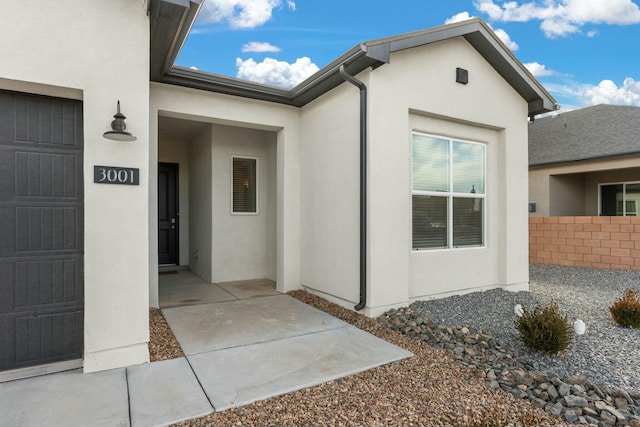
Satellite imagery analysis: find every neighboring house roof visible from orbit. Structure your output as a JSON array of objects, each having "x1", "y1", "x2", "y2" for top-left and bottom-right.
[
  {"x1": 528, "y1": 104, "x2": 640, "y2": 167},
  {"x1": 148, "y1": 0, "x2": 557, "y2": 115}
]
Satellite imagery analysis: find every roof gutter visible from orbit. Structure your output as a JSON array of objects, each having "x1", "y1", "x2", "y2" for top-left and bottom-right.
[{"x1": 339, "y1": 65, "x2": 367, "y2": 312}]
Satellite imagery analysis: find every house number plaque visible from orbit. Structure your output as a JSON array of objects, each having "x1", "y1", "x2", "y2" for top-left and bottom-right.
[{"x1": 94, "y1": 165, "x2": 139, "y2": 185}]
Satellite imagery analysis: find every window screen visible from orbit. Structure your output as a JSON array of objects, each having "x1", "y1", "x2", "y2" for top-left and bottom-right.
[{"x1": 232, "y1": 157, "x2": 257, "y2": 214}]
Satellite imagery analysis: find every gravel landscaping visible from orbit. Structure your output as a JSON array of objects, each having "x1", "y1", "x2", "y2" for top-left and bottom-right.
[
  {"x1": 166, "y1": 292, "x2": 556, "y2": 426},
  {"x1": 395, "y1": 264, "x2": 640, "y2": 426},
  {"x1": 411, "y1": 264, "x2": 640, "y2": 393},
  {"x1": 149, "y1": 307, "x2": 184, "y2": 362}
]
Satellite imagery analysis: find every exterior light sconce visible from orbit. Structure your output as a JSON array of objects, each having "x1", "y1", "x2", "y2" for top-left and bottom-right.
[{"x1": 103, "y1": 101, "x2": 136, "y2": 141}]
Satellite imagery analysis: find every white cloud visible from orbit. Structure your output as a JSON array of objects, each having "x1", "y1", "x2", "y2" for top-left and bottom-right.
[
  {"x1": 474, "y1": 0, "x2": 640, "y2": 38},
  {"x1": 524, "y1": 62, "x2": 557, "y2": 77},
  {"x1": 235, "y1": 57, "x2": 319, "y2": 88},
  {"x1": 198, "y1": 0, "x2": 288, "y2": 28},
  {"x1": 445, "y1": 11, "x2": 475, "y2": 24},
  {"x1": 189, "y1": 66, "x2": 199, "y2": 70},
  {"x1": 582, "y1": 77, "x2": 640, "y2": 105},
  {"x1": 287, "y1": 1, "x2": 296, "y2": 11},
  {"x1": 242, "y1": 41, "x2": 281, "y2": 53},
  {"x1": 492, "y1": 28, "x2": 519, "y2": 50},
  {"x1": 445, "y1": 11, "x2": 518, "y2": 50}
]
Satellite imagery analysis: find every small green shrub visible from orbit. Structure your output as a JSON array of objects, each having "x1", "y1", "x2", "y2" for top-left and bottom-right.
[
  {"x1": 515, "y1": 302, "x2": 572, "y2": 354},
  {"x1": 610, "y1": 288, "x2": 640, "y2": 329}
]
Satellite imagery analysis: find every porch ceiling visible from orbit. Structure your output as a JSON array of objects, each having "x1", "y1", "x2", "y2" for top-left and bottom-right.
[{"x1": 158, "y1": 116, "x2": 208, "y2": 141}]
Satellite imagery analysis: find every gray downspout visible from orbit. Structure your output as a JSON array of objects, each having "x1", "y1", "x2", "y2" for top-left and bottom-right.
[{"x1": 339, "y1": 65, "x2": 367, "y2": 311}]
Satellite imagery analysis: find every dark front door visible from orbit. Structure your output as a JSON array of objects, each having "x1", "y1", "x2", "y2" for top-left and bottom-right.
[
  {"x1": 158, "y1": 163, "x2": 178, "y2": 265},
  {"x1": 0, "y1": 91, "x2": 84, "y2": 371}
]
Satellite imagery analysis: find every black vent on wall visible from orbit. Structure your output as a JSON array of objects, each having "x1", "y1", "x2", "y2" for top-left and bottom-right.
[{"x1": 456, "y1": 67, "x2": 469, "y2": 85}]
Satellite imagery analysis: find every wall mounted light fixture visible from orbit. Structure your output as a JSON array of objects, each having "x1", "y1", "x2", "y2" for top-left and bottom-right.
[{"x1": 103, "y1": 101, "x2": 136, "y2": 141}]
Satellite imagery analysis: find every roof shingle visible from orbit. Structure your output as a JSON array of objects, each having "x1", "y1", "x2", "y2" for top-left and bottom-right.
[{"x1": 528, "y1": 104, "x2": 640, "y2": 166}]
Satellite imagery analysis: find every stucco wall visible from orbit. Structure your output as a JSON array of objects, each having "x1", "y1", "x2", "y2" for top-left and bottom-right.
[
  {"x1": 299, "y1": 80, "x2": 361, "y2": 304},
  {"x1": 149, "y1": 83, "x2": 301, "y2": 295},
  {"x1": 211, "y1": 124, "x2": 277, "y2": 282},
  {"x1": 549, "y1": 174, "x2": 586, "y2": 216},
  {"x1": 529, "y1": 158, "x2": 640, "y2": 216},
  {"x1": 406, "y1": 114, "x2": 504, "y2": 298},
  {"x1": 298, "y1": 37, "x2": 531, "y2": 316},
  {"x1": 188, "y1": 126, "x2": 213, "y2": 282},
  {"x1": 0, "y1": 0, "x2": 150, "y2": 372},
  {"x1": 159, "y1": 139, "x2": 190, "y2": 266},
  {"x1": 367, "y1": 38, "x2": 530, "y2": 312}
]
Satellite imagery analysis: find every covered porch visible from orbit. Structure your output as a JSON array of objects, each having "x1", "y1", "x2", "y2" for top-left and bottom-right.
[{"x1": 148, "y1": 81, "x2": 303, "y2": 308}]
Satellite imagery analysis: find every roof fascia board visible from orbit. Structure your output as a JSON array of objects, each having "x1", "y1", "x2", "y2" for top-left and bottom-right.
[
  {"x1": 529, "y1": 151, "x2": 640, "y2": 168},
  {"x1": 165, "y1": 66, "x2": 296, "y2": 105},
  {"x1": 466, "y1": 23, "x2": 557, "y2": 114},
  {"x1": 164, "y1": 45, "x2": 386, "y2": 107},
  {"x1": 363, "y1": 19, "x2": 557, "y2": 115},
  {"x1": 151, "y1": 11, "x2": 555, "y2": 114}
]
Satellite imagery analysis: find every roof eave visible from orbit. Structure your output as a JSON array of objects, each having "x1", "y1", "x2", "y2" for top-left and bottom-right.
[
  {"x1": 361, "y1": 19, "x2": 557, "y2": 116},
  {"x1": 162, "y1": 45, "x2": 388, "y2": 107},
  {"x1": 149, "y1": 0, "x2": 203, "y2": 82},
  {"x1": 529, "y1": 150, "x2": 640, "y2": 168},
  {"x1": 464, "y1": 21, "x2": 558, "y2": 116},
  {"x1": 150, "y1": 12, "x2": 557, "y2": 114}
]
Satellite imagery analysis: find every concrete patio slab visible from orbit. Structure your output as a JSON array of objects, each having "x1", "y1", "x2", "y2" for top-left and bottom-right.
[
  {"x1": 217, "y1": 278, "x2": 279, "y2": 299},
  {"x1": 0, "y1": 368, "x2": 129, "y2": 427},
  {"x1": 159, "y1": 282, "x2": 236, "y2": 308},
  {"x1": 162, "y1": 295, "x2": 346, "y2": 355},
  {"x1": 127, "y1": 358, "x2": 213, "y2": 427},
  {"x1": 159, "y1": 270, "x2": 208, "y2": 288},
  {"x1": 188, "y1": 325, "x2": 413, "y2": 410}
]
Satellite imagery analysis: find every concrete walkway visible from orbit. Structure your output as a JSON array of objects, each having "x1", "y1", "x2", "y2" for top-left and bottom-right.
[{"x1": 0, "y1": 280, "x2": 412, "y2": 426}]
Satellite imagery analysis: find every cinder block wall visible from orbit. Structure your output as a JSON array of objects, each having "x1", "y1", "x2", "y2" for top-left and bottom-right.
[{"x1": 529, "y1": 216, "x2": 640, "y2": 270}]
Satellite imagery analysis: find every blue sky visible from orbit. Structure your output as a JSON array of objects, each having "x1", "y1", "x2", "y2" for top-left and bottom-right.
[{"x1": 176, "y1": 0, "x2": 640, "y2": 112}]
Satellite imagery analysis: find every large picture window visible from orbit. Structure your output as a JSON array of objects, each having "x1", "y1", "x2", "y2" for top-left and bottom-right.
[
  {"x1": 600, "y1": 182, "x2": 640, "y2": 216},
  {"x1": 232, "y1": 156, "x2": 258, "y2": 214},
  {"x1": 412, "y1": 133, "x2": 485, "y2": 250}
]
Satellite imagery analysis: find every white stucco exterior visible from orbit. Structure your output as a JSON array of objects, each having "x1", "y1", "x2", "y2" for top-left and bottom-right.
[
  {"x1": 148, "y1": 83, "x2": 301, "y2": 305},
  {"x1": 211, "y1": 125, "x2": 277, "y2": 282},
  {"x1": 0, "y1": 0, "x2": 151, "y2": 372},
  {"x1": 300, "y1": 38, "x2": 530, "y2": 316},
  {"x1": 300, "y1": 82, "x2": 362, "y2": 304},
  {"x1": 1, "y1": 2, "x2": 548, "y2": 376},
  {"x1": 188, "y1": 126, "x2": 214, "y2": 282}
]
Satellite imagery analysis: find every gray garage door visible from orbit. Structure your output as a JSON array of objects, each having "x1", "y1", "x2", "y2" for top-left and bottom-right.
[{"x1": 0, "y1": 90, "x2": 84, "y2": 372}]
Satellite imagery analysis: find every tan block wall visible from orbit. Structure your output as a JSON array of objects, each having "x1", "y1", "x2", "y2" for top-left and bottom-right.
[{"x1": 529, "y1": 217, "x2": 640, "y2": 270}]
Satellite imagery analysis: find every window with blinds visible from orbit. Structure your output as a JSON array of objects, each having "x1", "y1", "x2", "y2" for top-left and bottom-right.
[
  {"x1": 412, "y1": 133, "x2": 485, "y2": 250},
  {"x1": 232, "y1": 156, "x2": 258, "y2": 214}
]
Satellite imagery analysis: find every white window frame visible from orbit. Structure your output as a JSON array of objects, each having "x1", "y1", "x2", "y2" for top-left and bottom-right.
[
  {"x1": 411, "y1": 132, "x2": 487, "y2": 251},
  {"x1": 231, "y1": 155, "x2": 259, "y2": 216},
  {"x1": 598, "y1": 180, "x2": 640, "y2": 216}
]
